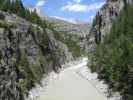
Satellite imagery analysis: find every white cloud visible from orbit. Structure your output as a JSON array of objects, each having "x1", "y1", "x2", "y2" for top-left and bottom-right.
[
  {"x1": 61, "y1": 2, "x2": 105, "y2": 12},
  {"x1": 61, "y1": 3, "x2": 87, "y2": 12},
  {"x1": 73, "y1": 0, "x2": 82, "y2": 3},
  {"x1": 36, "y1": 0, "x2": 45, "y2": 7},
  {"x1": 87, "y1": 2, "x2": 105, "y2": 11},
  {"x1": 29, "y1": 0, "x2": 45, "y2": 15}
]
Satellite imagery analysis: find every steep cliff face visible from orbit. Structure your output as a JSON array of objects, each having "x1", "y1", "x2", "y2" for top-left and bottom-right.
[
  {"x1": 43, "y1": 16, "x2": 91, "y2": 55},
  {"x1": 88, "y1": 0, "x2": 133, "y2": 99},
  {"x1": 0, "y1": 11, "x2": 73, "y2": 100},
  {"x1": 87, "y1": 0, "x2": 133, "y2": 52}
]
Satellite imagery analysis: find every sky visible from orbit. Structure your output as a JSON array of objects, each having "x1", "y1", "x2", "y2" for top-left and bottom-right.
[{"x1": 22, "y1": 0, "x2": 105, "y2": 22}]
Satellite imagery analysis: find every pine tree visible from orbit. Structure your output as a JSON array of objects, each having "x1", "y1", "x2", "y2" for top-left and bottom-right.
[{"x1": 90, "y1": 4, "x2": 133, "y2": 100}]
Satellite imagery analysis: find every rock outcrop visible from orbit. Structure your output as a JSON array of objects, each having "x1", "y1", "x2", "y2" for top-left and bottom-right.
[
  {"x1": 87, "y1": 0, "x2": 133, "y2": 52},
  {"x1": 43, "y1": 15, "x2": 91, "y2": 54},
  {"x1": 0, "y1": 11, "x2": 73, "y2": 100}
]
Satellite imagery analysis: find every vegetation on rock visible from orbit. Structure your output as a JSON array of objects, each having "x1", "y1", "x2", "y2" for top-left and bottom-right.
[
  {"x1": 0, "y1": 0, "x2": 43, "y2": 25},
  {"x1": 89, "y1": 4, "x2": 133, "y2": 100},
  {"x1": 49, "y1": 24, "x2": 82, "y2": 58},
  {"x1": 0, "y1": 0, "x2": 79, "y2": 99}
]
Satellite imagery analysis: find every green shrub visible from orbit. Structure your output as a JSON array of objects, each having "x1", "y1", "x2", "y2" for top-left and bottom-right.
[
  {"x1": 0, "y1": 13, "x2": 5, "y2": 20},
  {"x1": 46, "y1": 23, "x2": 82, "y2": 58},
  {"x1": 18, "y1": 54, "x2": 36, "y2": 94},
  {"x1": 89, "y1": 4, "x2": 133, "y2": 100}
]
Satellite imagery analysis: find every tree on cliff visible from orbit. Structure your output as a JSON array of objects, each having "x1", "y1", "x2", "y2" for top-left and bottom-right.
[
  {"x1": 90, "y1": 4, "x2": 133, "y2": 100},
  {"x1": 0, "y1": 0, "x2": 43, "y2": 26}
]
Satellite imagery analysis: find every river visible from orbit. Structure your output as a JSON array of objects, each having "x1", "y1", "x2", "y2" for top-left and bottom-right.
[
  {"x1": 37, "y1": 58, "x2": 107, "y2": 100},
  {"x1": 26, "y1": 57, "x2": 121, "y2": 100}
]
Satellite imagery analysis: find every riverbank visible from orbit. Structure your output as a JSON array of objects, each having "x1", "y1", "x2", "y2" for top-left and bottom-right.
[
  {"x1": 25, "y1": 58, "x2": 83, "y2": 100},
  {"x1": 37, "y1": 57, "x2": 107, "y2": 100},
  {"x1": 77, "y1": 65, "x2": 121, "y2": 100},
  {"x1": 26, "y1": 57, "x2": 121, "y2": 100}
]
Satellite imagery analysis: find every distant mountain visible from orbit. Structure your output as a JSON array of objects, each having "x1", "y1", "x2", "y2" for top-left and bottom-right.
[
  {"x1": 43, "y1": 15, "x2": 91, "y2": 37},
  {"x1": 42, "y1": 15, "x2": 91, "y2": 54},
  {"x1": 51, "y1": 16, "x2": 88, "y2": 25}
]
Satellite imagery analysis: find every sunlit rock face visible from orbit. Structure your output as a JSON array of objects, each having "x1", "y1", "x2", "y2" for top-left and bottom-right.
[
  {"x1": 87, "y1": 0, "x2": 133, "y2": 52},
  {"x1": 0, "y1": 11, "x2": 73, "y2": 100}
]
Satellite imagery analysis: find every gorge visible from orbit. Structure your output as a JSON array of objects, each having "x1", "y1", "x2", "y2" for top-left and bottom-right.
[{"x1": 0, "y1": 0, "x2": 133, "y2": 100}]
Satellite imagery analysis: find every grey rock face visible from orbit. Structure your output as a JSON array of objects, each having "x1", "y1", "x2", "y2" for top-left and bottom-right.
[
  {"x1": 0, "y1": 27, "x2": 25, "y2": 100},
  {"x1": 43, "y1": 15, "x2": 91, "y2": 54},
  {"x1": 0, "y1": 61, "x2": 24, "y2": 100},
  {"x1": 46, "y1": 29, "x2": 73, "y2": 70},
  {"x1": 0, "y1": 11, "x2": 73, "y2": 100},
  {"x1": 87, "y1": 0, "x2": 132, "y2": 52}
]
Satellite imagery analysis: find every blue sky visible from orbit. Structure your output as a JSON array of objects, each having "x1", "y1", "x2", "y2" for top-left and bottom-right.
[{"x1": 22, "y1": 0, "x2": 105, "y2": 22}]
